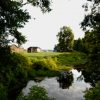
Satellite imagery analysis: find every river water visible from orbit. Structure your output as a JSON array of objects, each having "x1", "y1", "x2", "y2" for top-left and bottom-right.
[{"x1": 22, "y1": 69, "x2": 91, "y2": 100}]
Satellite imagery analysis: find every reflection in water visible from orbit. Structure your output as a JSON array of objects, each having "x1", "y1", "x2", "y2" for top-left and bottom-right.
[
  {"x1": 76, "y1": 68, "x2": 100, "y2": 86},
  {"x1": 33, "y1": 77, "x2": 45, "y2": 82},
  {"x1": 57, "y1": 71, "x2": 73, "y2": 89},
  {"x1": 23, "y1": 69, "x2": 91, "y2": 100}
]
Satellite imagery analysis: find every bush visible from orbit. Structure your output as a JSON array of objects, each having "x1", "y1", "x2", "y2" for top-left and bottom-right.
[
  {"x1": 0, "y1": 83, "x2": 8, "y2": 100},
  {"x1": 32, "y1": 57, "x2": 58, "y2": 70},
  {"x1": 32, "y1": 60, "x2": 48, "y2": 70},
  {"x1": 0, "y1": 53, "x2": 32, "y2": 100},
  {"x1": 17, "y1": 85, "x2": 55, "y2": 100},
  {"x1": 43, "y1": 57, "x2": 58, "y2": 70},
  {"x1": 85, "y1": 81, "x2": 100, "y2": 100}
]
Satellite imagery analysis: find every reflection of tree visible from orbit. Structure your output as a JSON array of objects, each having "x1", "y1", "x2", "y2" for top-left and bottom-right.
[
  {"x1": 33, "y1": 77, "x2": 45, "y2": 83},
  {"x1": 77, "y1": 74, "x2": 84, "y2": 81},
  {"x1": 77, "y1": 68, "x2": 100, "y2": 86},
  {"x1": 82, "y1": 70, "x2": 100, "y2": 86},
  {"x1": 57, "y1": 71, "x2": 73, "y2": 89}
]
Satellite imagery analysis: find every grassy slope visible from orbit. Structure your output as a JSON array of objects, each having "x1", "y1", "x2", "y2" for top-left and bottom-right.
[
  {"x1": 56, "y1": 52, "x2": 87, "y2": 66},
  {"x1": 22, "y1": 52, "x2": 61, "y2": 58},
  {"x1": 22, "y1": 51, "x2": 87, "y2": 69}
]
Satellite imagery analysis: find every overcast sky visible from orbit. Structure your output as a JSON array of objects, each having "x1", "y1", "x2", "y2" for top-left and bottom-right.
[{"x1": 19, "y1": 0, "x2": 86, "y2": 50}]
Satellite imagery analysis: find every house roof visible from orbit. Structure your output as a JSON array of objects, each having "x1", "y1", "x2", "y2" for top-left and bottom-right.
[{"x1": 28, "y1": 47, "x2": 41, "y2": 49}]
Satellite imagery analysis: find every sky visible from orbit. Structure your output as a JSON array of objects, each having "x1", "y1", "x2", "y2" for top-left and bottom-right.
[{"x1": 19, "y1": 0, "x2": 86, "y2": 50}]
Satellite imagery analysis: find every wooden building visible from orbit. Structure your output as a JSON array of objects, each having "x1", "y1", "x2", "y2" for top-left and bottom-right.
[{"x1": 27, "y1": 47, "x2": 41, "y2": 53}]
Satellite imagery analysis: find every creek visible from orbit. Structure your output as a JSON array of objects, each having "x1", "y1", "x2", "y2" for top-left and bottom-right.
[{"x1": 22, "y1": 69, "x2": 91, "y2": 100}]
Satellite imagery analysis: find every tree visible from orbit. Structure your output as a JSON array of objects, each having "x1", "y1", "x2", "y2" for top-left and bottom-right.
[
  {"x1": 73, "y1": 38, "x2": 87, "y2": 53},
  {"x1": 74, "y1": 38, "x2": 82, "y2": 52},
  {"x1": 55, "y1": 26, "x2": 74, "y2": 52},
  {"x1": 0, "y1": 0, "x2": 51, "y2": 47},
  {"x1": 81, "y1": 0, "x2": 100, "y2": 31},
  {"x1": 81, "y1": 0, "x2": 100, "y2": 71},
  {"x1": 81, "y1": 0, "x2": 100, "y2": 98},
  {"x1": 0, "y1": 0, "x2": 51, "y2": 100}
]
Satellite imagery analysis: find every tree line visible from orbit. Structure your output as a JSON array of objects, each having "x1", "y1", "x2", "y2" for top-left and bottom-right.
[{"x1": 54, "y1": 26, "x2": 87, "y2": 53}]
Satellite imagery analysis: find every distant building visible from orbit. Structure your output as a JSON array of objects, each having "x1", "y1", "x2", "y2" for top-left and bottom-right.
[
  {"x1": 10, "y1": 44, "x2": 25, "y2": 53},
  {"x1": 27, "y1": 47, "x2": 41, "y2": 53}
]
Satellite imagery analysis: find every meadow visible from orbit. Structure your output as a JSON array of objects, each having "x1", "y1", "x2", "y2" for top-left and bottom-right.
[{"x1": 21, "y1": 51, "x2": 87, "y2": 71}]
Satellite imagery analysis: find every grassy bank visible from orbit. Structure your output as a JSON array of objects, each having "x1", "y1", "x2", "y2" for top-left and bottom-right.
[
  {"x1": 0, "y1": 51, "x2": 87, "y2": 100},
  {"x1": 21, "y1": 51, "x2": 87, "y2": 71},
  {"x1": 22, "y1": 52, "x2": 61, "y2": 59}
]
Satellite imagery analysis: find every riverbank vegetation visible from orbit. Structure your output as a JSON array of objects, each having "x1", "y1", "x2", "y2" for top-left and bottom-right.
[
  {"x1": 22, "y1": 51, "x2": 87, "y2": 68},
  {"x1": 85, "y1": 81, "x2": 100, "y2": 100},
  {"x1": 0, "y1": 50, "x2": 87, "y2": 100},
  {"x1": 17, "y1": 85, "x2": 55, "y2": 100},
  {"x1": 18, "y1": 51, "x2": 87, "y2": 78}
]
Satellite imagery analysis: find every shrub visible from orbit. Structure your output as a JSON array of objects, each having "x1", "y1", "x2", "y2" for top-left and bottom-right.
[
  {"x1": 43, "y1": 57, "x2": 58, "y2": 70},
  {"x1": 32, "y1": 60, "x2": 48, "y2": 70},
  {"x1": 32, "y1": 57, "x2": 58, "y2": 70},
  {"x1": 0, "y1": 83, "x2": 8, "y2": 100},
  {"x1": 17, "y1": 85, "x2": 55, "y2": 100},
  {"x1": 0, "y1": 53, "x2": 32, "y2": 100},
  {"x1": 85, "y1": 81, "x2": 100, "y2": 100}
]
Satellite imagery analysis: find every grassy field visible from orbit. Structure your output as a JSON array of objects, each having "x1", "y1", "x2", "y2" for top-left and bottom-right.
[
  {"x1": 21, "y1": 51, "x2": 87, "y2": 70},
  {"x1": 56, "y1": 52, "x2": 87, "y2": 66},
  {"x1": 22, "y1": 52, "x2": 62, "y2": 58}
]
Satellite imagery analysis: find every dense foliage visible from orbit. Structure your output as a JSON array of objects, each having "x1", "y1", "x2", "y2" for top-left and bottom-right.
[
  {"x1": 0, "y1": 0, "x2": 51, "y2": 100},
  {"x1": 81, "y1": 0, "x2": 100, "y2": 99},
  {"x1": 0, "y1": 52, "x2": 31, "y2": 100},
  {"x1": 73, "y1": 38, "x2": 85, "y2": 52},
  {"x1": 0, "y1": 0, "x2": 29, "y2": 46},
  {"x1": 85, "y1": 81, "x2": 100, "y2": 100},
  {"x1": 0, "y1": 0, "x2": 51, "y2": 47},
  {"x1": 54, "y1": 26, "x2": 74, "y2": 52},
  {"x1": 81, "y1": 0, "x2": 100, "y2": 78},
  {"x1": 17, "y1": 85, "x2": 55, "y2": 100}
]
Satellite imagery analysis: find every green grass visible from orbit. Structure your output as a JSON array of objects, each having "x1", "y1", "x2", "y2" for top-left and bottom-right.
[
  {"x1": 22, "y1": 52, "x2": 62, "y2": 59},
  {"x1": 21, "y1": 51, "x2": 87, "y2": 71},
  {"x1": 56, "y1": 52, "x2": 87, "y2": 66}
]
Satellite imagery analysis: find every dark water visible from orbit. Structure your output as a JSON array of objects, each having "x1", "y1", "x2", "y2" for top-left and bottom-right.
[{"x1": 22, "y1": 69, "x2": 91, "y2": 100}]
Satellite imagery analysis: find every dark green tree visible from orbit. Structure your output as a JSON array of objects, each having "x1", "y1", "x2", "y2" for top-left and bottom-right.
[
  {"x1": 81, "y1": 0, "x2": 100, "y2": 71},
  {"x1": 54, "y1": 44, "x2": 60, "y2": 52},
  {"x1": 73, "y1": 38, "x2": 87, "y2": 53},
  {"x1": 74, "y1": 38, "x2": 83, "y2": 52},
  {"x1": 0, "y1": 0, "x2": 29, "y2": 47},
  {"x1": 55, "y1": 26, "x2": 74, "y2": 52},
  {"x1": 81, "y1": 0, "x2": 100, "y2": 99},
  {"x1": 0, "y1": 0, "x2": 51, "y2": 100},
  {"x1": 0, "y1": 0, "x2": 51, "y2": 47}
]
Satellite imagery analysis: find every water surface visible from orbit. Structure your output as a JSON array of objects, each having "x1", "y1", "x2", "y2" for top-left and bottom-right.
[{"x1": 23, "y1": 69, "x2": 91, "y2": 100}]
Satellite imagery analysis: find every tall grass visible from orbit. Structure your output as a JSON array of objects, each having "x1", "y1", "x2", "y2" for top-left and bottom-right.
[
  {"x1": 56, "y1": 52, "x2": 87, "y2": 66},
  {"x1": 22, "y1": 51, "x2": 87, "y2": 70},
  {"x1": 22, "y1": 52, "x2": 61, "y2": 59}
]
